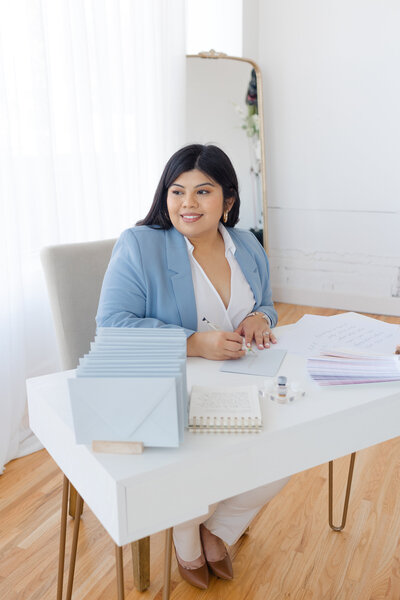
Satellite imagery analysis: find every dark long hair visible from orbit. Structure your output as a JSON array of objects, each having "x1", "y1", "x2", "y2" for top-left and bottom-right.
[{"x1": 136, "y1": 144, "x2": 241, "y2": 228}]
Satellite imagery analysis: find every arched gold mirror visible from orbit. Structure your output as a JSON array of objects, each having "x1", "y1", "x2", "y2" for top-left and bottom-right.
[{"x1": 186, "y1": 50, "x2": 268, "y2": 250}]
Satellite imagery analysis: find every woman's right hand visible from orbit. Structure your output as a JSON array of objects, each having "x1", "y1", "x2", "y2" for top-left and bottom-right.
[{"x1": 187, "y1": 331, "x2": 246, "y2": 361}]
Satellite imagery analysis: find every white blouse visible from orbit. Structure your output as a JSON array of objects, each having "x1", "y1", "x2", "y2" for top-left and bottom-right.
[{"x1": 185, "y1": 224, "x2": 255, "y2": 333}]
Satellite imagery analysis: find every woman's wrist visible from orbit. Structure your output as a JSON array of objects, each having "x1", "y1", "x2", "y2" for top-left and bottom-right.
[
  {"x1": 244, "y1": 311, "x2": 272, "y2": 326},
  {"x1": 187, "y1": 332, "x2": 201, "y2": 357}
]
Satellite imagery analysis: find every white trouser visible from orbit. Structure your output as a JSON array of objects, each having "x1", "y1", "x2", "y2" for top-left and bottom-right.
[{"x1": 173, "y1": 477, "x2": 290, "y2": 561}]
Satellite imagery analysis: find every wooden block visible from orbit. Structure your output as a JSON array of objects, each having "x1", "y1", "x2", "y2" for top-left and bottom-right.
[{"x1": 92, "y1": 440, "x2": 144, "y2": 454}]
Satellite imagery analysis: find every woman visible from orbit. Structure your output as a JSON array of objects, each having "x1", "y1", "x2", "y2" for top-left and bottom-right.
[{"x1": 96, "y1": 144, "x2": 289, "y2": 589}]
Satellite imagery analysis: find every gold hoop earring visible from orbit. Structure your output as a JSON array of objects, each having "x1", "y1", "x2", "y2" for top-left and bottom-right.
[{"x1": 223, "y1": 210, "x2": 229, "y2": 223}]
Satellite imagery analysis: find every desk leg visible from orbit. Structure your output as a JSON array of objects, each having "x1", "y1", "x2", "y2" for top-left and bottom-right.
[
  {"x1": 329, "y1": 452, "x2": 356, "y2": 532},
  {"x1": 115, "y1": 545, "x2": 125, "y2": 600},
  {"x1": 162, "y1": 528, "x2": 173, "y2": 600},
  {"x1": 65, "y1": 492, "x2": 83, "y2": 600},
  {"x1": 57, "y1": 476, "x2": 69, "y2": 600},
  {"x1": 69, "y1": 484, "x2": 84, "y2": 519},
  {"x1": 131, "y1": 537, "x2": 150, "y2": 591}
]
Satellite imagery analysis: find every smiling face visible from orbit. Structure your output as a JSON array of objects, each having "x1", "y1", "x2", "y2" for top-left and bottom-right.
[{"x1": 166, "y1": 169, "x2": 233, "y2": 242}]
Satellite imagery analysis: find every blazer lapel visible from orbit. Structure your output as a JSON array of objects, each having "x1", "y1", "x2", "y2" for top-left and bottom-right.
[
  {"x1": 165, "y1": 228, "x2": 198, "y2": 331},
  {"x1": 230, "y1": 230, "x2": 261, "y2": 306}
]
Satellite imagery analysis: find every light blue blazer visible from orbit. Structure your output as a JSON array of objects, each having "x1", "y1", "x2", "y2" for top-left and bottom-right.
[{"x1": 96, "y1": 225, "x2": 278, "y2": 337}]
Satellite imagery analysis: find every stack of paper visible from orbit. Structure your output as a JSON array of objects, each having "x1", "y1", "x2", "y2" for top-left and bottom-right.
[
  {"x1": 307, "y1": 350, "x2": 400, "y2": 386},
  {"x1": 275, "y1": 312, "x2": 400, "y2": 357},
  {"x1": 68, "y1": 327, "x2": 187, "y2": 447}
]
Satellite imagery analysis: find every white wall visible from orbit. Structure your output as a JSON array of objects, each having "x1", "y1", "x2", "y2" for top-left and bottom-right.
[
  {"x1": 186, "y1": 0, "x2": 242, "y2": 56},
  {"x1": 257, "y1": 0, "x2": 400, "y2": 315},
  {"x1": 242, "y1": 0, "x2": 259, "y2": 60}
]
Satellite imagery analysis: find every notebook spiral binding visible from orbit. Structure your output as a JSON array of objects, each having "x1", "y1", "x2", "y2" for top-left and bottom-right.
[{"x1": 188, "y1": 415, "x2": 262, "y2": 433}]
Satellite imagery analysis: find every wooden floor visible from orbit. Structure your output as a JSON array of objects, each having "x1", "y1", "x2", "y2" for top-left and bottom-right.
[{"x1": 1, "y1": 303, "x2": 400, "y2": 600}]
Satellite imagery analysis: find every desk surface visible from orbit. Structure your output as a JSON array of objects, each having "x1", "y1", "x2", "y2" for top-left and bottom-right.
[{"x1": 27, "y1": 326, "x2": 400, "y2": 545}]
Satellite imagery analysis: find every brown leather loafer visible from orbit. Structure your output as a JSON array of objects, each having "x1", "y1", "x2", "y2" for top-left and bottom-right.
[
  {"x1": 200, "y1": 524, "x2": 233, "y2": 580},
  {"x1": 174, "y1": 547, "x2": 209, "y2": 589}
]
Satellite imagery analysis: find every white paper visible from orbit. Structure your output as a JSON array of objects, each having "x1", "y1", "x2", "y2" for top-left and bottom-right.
[{"x1": 274, "y1": 312, "x2": 400, "y2": 357}]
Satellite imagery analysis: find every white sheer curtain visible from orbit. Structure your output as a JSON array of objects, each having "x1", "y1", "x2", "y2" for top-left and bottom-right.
[{"x1": 0, "y1": 0, "x2": 186, "y2": 473}]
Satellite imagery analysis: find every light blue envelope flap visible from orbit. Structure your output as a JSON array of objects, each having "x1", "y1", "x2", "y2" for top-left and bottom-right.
[{"x1": 68, "y1": 377, "x2": 180, "y2": 448}]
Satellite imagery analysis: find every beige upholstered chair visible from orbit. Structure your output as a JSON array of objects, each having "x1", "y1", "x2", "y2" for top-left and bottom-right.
[{"x1": 41, "y1": 239, "x2": 150, "y2": 595}]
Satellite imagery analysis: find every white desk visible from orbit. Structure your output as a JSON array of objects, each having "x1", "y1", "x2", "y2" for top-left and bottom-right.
[{"x1": 27, "y1": 330, "x2": 400, "y2": 597}]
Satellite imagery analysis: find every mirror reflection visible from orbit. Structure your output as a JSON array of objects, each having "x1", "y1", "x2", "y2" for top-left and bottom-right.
[{"x1": 186, "y1": 52, "x2": 265, "y2": 247}]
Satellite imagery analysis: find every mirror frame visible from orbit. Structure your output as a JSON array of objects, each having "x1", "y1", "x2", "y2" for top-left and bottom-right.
[{"x1": 186, "y1": 49, "x2": 268, "y2": 251}]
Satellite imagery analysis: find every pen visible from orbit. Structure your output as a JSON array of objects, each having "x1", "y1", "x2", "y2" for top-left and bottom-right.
[
  {"x1": 202, "y1": 317, "x2": 256, "y2": 354},
  {"x1": 202, "y1": 317, "x2": 220, "y2": 331}
]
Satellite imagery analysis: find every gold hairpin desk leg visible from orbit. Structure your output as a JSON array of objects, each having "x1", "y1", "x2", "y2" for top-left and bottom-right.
[
  {"x1": 162, "y1": 528, "x2": 173, "y2": 600},
  {"x1": 65, "y1": 491, "x2": 84, "y2": 600},
  {"x1": 69, "y1": 484, "x2": 84, "y2": 518},
  {"x1": 57, "y1": 475, "x2": 69, "y2": 600},
  {"x1": 115, "y1": 545, "x2": 125, "y2": 600},
  {"x1": 329, "y1": 452, "x2": 356, "y2": 531}
]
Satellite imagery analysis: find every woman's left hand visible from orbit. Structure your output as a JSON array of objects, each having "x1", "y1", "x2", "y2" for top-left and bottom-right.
[{"x1": 234, "y1": 314, "x2": 277, "y2": 350}]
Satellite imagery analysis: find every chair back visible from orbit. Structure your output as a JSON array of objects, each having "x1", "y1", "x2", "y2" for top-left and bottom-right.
[{"x1": 41, "y1": 238, "x2": 116, "y2": 369}]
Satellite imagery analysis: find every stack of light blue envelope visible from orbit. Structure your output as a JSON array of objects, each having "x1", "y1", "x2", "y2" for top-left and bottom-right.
[{"x1": 67, "y1": 327, "x2": 187, "y2": 448}]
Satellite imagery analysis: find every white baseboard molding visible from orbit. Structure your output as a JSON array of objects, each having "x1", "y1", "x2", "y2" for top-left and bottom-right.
[{"x1": 272, "y1": 286, "x2": 400, "y2": 317}]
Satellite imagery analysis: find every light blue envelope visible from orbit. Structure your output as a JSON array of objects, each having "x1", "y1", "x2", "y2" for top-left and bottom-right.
[
  {"x1": 92, "y1": 340, "x2": 185, "y2": 349},
  {"x1": 79, "y1": 357, "x2": 186, "y2": 366},
  {"x1": 220, "y1": 348, "x2": 287, "y2": 377},
  {"x1": 86, "y1": 349, "x2": 186, "y2": 357},
  {"x1": 97, "y1": 327, "x2": 185, "y2": 337},
  {"x1": 76, "y1": 367, "x2": 188, "y2": 436},
  {"x1": 94, "y1": 330, "x2": 186, "y2": 340},
  {"x1": 68, "y1": 377, "x2": 180, "y2": 448}
]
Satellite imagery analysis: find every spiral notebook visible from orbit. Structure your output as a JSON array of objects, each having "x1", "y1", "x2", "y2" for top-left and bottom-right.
[{"x1": 189, "y1": 385, "x2": 262, "y2": 433}]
